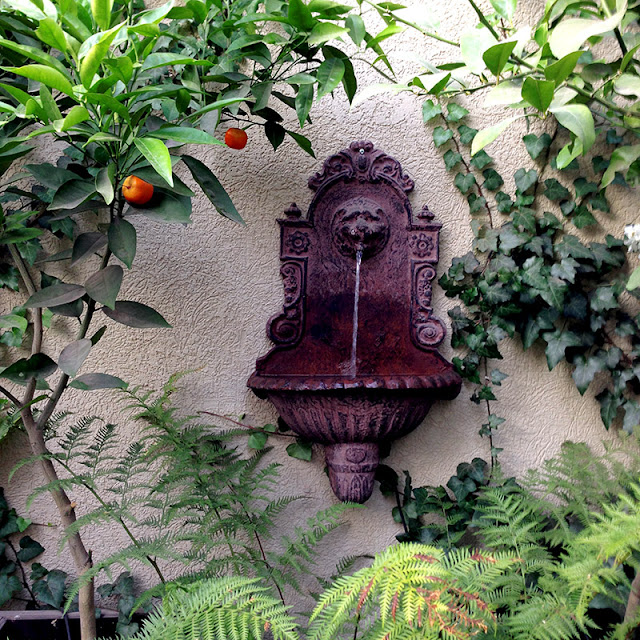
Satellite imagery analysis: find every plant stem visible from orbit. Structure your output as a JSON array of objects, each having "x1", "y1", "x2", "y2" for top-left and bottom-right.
[
  {"x1": 6, "y1": 539, "x2": 38, "y2": 606},
  {"x1": 465, "y1": 0, "x2": 500, "y2": 40},
  {"x1": 625, "y1": 570, "x2": 640, "y2": 630}
]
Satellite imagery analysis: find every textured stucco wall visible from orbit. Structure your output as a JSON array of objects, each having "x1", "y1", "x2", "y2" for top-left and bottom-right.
[{"x1": 0, "y1": 0, "x2": 636, "y2": 612}]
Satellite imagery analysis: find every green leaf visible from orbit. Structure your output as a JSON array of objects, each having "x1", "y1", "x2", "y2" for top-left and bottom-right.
[
  {"x1": 287, "y1": 0, "x2": 316, "y2": 30},
  {"x1": 544, "y1": 51, "x2": 582, "y2": 86},
  {"x1": 523, "y1": 133, "x2": 552, "y2": 160},
  {"x1": 433, "y1": 126, "x2": 453, "y2": 147},
  {"x1": 133, "y1": 138, "x2": 173, "y2": 187},
  {"x1": 483, "y1": 40, "x2": 517, "y2": 76},
  {"x1": 2, "y1": 64, "x2": 74, "y2": 97},
  {"x1": 140, "y1": 52, "x2": 211, "y2": 72},
  {"x1": 84, "y1": 265, "x2": 122, "y2": 309},
  {"x1": 50, "y1": 181, "x2": 97, "y2": 210},
  {"x1": 148, "y1": 126, "x2": 223, "y2": 146},
  {"x1": 58, "y1": 338, "x2": 91, "y2": 377},
  {"x1": 521, "y1": 77, "x2": 554, "y2": 113},
  {"x1": 0, "y1": 575, "x2": 22, "y2": 607},
  {"x1": 91, "y1": 0, "x2": 113, "y2": 30},
  {"x1": 295, "y1": 83, "x2": 314, "y2": 128},
  {"x1": 79, "y1": 25, "x2": 123, "y2": 89},
  {"x1": 490, "y1": 0, "x2": 516, "y2": 20},
  {"x1": 458, "y1": 125, "x2": 478, "y2": 145},
  {"x1": 443, "y1": 150, "x2": 462, "y2": 171},
  {"x1": 549, "y1": 2, "x2": 627, "y2": 59},
  {"x1": 454, "y1": 172, "x2": 475, "y2": 194},
  {"x1": 596, "y1": 389, "x2": 621, "y2": 429},
  {"x1": 16, "y1": 536, "x2": 44, "y2": 562},
  {"x1": 0, "y1": 38, "x2": 69, "y2": 76},
  {"x1": 470, "y1": 150, "x2": 492, "y2": 170},
  {"x1": 470, "y1": 116, "x2": 520, "y2": 155},
  {"x1": 69, "y1": 373, "x2": 127, "y2": 390},
  {"x1": 130, "y1": 192, "x2": 191, "y2": 224},
  {"x1": 71, "y1": 232, "x2": 107, "y2": 265},
  {"x1": 308, "y1": 23, "x2": 348, "y2": 46},
  {"x1": 623, "y1": 400, "x2": 640, "y2": 434},
  {"x1": 286, "y1": 439, "x2": 313, "y2": 461},
  {"x1": 446, "y1": 103, "x2": 468, "y2": 123},
  {"x1": 621, "y1": 44, "x2": 640, "y2": 73},
  {"x1": 614, "y1": 73, "x2": 640, "y2": 96},
  {"x1": 590, "y1": 286, "x2": 618, "y2": 313},
  {"x1": 32, "y1": 570, "x2": 66, "y2": 609},
  {"x1": 602, "y1": 144, "x2": 640, "y2": 187},
  {"x1": 543, "y1": 329, "x2": 582, "y2": 370},
  {"x1": 482, "y1": 168, "x2": 503, "y2": 191},
  {"x1": 460, "y1": 27, "x2": 496, "y2": 74},
  {"x1": 103, "y1": 301, "x2": 171, "y2": 328},
  {"x1": 248, "y1": 432, "x2": 268, "y2": 449},
  {"x1": 551, "y1": 104, "x2": 596, "y2": 154},
  {"x1": 572, "y1": 354, "x2": 603, "y2": 395},
  {"x1": 514, "y1": 167, "x2": 537, "y2": 193},
  {"x1": 316, "y1": 57, "x2": 344, "y2": 99},
  {"x1": 108, "y1": 218, "x2": 136, "y2": 269},
  {"x1": 422, "y1": 99, "x2": 442, "y2": 122},
  {"x1": 543, "y1": 178, "x2": 570, "y2": 200},
  {"x1": 35, "y1": 18, "x2": 68, "y2": 51},
  {"x1": 25, "y1": 283, "x2": 85, "y2": 308},
  {"x1": 287, "y1": 131, "x2": 315, "y2": 158},
  {"x1": 345, "y1": 14, "x2": 365, "y2": 46},
  {"x1": 96, "y1": 165, "x2": 114, "y2": 205},
  {"x1": 54, "y1": 105, "x2": 90, "y2": 132},
  {"x1": 183, "y1": 155, "x2": 243, "y2": 225},
  {"x1": 627, "y1": 265, "x2": 640, "y2": 290},
  {"x1": 1, "y1": 353, "x2": 57, "y2": 382},
  {"x1": 0, "y1": 314, "x2": 27, "y2": 332}
]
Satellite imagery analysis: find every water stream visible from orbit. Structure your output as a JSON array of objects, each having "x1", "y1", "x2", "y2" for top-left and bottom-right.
[{"x1": 348, "y1": 249, "x2": 363, "y2": 378}]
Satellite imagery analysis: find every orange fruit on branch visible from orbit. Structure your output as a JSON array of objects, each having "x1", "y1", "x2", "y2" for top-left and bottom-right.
[
  {"x1": 122, "y1": 175, "x2": 154, "y2": 206},
  {"x1": 224, "y1": 127, "x2": 248, "y2": 150}
]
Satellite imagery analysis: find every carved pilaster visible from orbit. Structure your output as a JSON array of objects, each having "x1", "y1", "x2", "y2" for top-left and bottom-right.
[{"x1": 266, "y1": 259, "x2": 306, "y2": 346}]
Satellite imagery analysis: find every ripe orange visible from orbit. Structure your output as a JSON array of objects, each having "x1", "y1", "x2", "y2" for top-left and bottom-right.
[
  {"x1": 224, "y1": 127, "x2": 248, "y2": 150},
  {"x1": 122, "y1": 175, "x2": 154, "y2": 206}
]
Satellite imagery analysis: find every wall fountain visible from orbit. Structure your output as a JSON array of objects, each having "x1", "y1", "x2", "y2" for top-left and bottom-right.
[{"x1": 248, "y1": 141, "x2": 461, "y2": 503}]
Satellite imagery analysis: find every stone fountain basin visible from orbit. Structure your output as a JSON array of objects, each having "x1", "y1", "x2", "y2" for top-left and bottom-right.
[{"x1": 249, "y1": 370, "x2": 461, "y2": 502}]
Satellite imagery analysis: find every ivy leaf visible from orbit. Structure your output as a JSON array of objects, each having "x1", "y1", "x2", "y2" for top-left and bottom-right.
[
  {"x1": 572, "y1": 206, "x2": 597, "y2": 229},
  {"x1": 458, "y1": 125, "x2": 478, "y2": 145},
  {"x1": 573, "y1": 177, "x2": 598, "y2": 198},
  {"x1": 468, "y1": 193, "x2": 486, "y2": 213},
  {"x1": 454, "y1": 172, "x2": 475, "y2": 194},
  {"x1": 572, "y1": 355, "x2": 604, "y2": 395},
  {"x1": 564, "y1": 293, "x2": 588, "y2": 320},
  {"x1": 248, "y1": 432, "x2": 268, "y2": 449},
  {"x1": 286, "y1": 439, "x2": 313, "y2": 461},
  {"x1": 590, "y1": 287, "x2": 618, "y2": 313},
  {"x1": 482, "y1": 168, "x2": 503, "y2": 191},
  {"x1": 103, "y1": 301, "x2": 171, "y2": 328},
  {"x1": 446, "y1": 103, "x2": 468, "y2": 122},
  {"x1": 0, "y1": 575, "x2": 22, "y2": 607},
  {"x1": 551, "y1": 257, "x2": 578, "y2": 283},
  {"x1": 523, "y1": 133, "x2": 552, "y2": 160},
  {"x1": 540, "y1": 277, "x2": 568, "y2": 310},
  {"x1": 16, "y1": 535, "x2": 44, "y2": 562},
  {"x1": 596, "y1": 389, "x2": 621, "y2": 429},
  {"x1": 0, "y1": 264, "x2": 19, "y2": 290},
  {"x1": 623, "y1": 400, "x2": 640, "y2": 434},
  {"x1": 514, "y1": 168, "x2": 537, "y2": 194},
  {"x1": 522, "y1": 256, "x2": 547, "y2": 289},
  {"x1": 490, "y1": 369, "x2": 508, "y2": 385},
  {"x1": 543, "y1": 329, "x2": 583, "y2": 370},
  {"x1": 543, "y1": 178, "x2": 570, "y2": 201},
  {"x1": 443, "y1": 150, "x2": 462, "y2": 171},
  {"x1": 495, "y1": 191, "x2": 512, "y2": 213},
  {"x1": 556, "y1": 235, "x2": 592, "y2": 260},
  {"x1": 422, "y1": 99, "x2": 442, "y2": 122},
  {"x1": 32, "y1": 570, "x2": 67, "y2": 608},
  {"x1": 433, "y1": 126, "x2": 453, "y2": 147},
  {"x1": 470, "y1": 150, "x2": 492, "y2": 170}
]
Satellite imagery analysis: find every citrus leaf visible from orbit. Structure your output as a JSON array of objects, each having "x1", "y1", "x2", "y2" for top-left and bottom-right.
[
  {"x1": 133, "y1": 138, "x2": 173, "y2": 187},
  {"x1": 71, "y1": 232, "x2": 107, "y2": 265},
  {"x1": 91, "y1": 0, "x2": 113, "y2": 30},
  {"x1": 471, "y1": 116, "x2": 521, "y2": 155},
  {"x1": 103, "y1": 301, "x2": 171, "y2": 328},
  {"x1": 147, "y1": 126, "x2": 223, "y2": 146},
  {"x1": 108, "y1": 217, "x2": 136, "y2": 269},
  {"x1": 25, "y1": 283, "x2": 85, "y2": 308},
  {"x1": 50, "y1": 180, "x2": 97, "y2": 210},
  {"x1": 69, "y1": 372, "x2": 127, "y2": 390},
  {"x1": 84, "y1": 265, "x2": 122, "y2": 309},
  {"x1": 96, "y1": 165, "x2": 114, "y2": 205},
  {"x1": 316, "y1": 57, "x2": 344, "y2": 99},
  {"x1": 544, "y1": 51, "x2": 582, "y2": 86},
  {"x1": 601, "y1": 144, "x2": 640, "y2": 187},
  {"x1": 2, "y1": 64, "x2": 74, "y2": 97},
  {"x1": 182, "y1": 155, "x2": 243, "y2": 225},
  {"x1": 550, "y1": 104, "x2": 595, "y2": 153},
  {"x1": 521, "y1": 77, "x2": 554, "y2": 113},
  {"x1": 483, "y1": 40, "x2": 516, "y2": 76},
  {"x1": 1, "y1": 353, "x2": 57, "y2": 382},
  {"x1": 58, "y1": 339, "x2": 91, "y2": 377}
]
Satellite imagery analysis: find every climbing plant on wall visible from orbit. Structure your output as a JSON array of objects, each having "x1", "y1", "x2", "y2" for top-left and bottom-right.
[{"x1": 358, "y1": 0, "x2": 640, "y2": 448}]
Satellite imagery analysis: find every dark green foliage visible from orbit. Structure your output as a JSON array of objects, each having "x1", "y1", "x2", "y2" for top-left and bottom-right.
[{"x1": 24, "y1": 374, "x2": 353, "y2": 612}]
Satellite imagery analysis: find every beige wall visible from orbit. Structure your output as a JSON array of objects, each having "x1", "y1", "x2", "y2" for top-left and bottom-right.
[{"x1": 0, "y1": 0, "x2": 634, "y2": 611}]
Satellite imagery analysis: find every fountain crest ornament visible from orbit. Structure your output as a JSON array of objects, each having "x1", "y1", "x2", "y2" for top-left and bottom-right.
[{"x1": 248, "y1": 142, "x2": 461, "y2": 503}]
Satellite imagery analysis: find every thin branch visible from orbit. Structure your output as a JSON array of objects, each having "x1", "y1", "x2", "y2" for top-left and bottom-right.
[{"x1": 0, "y1": 384, "x2": 22, "y2": 407}]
